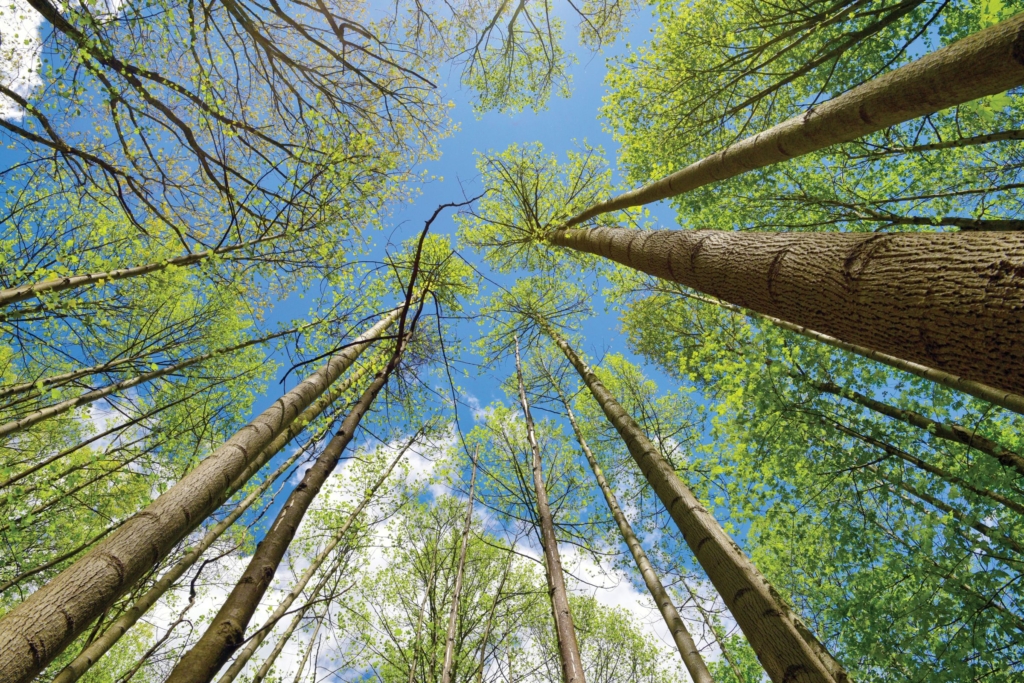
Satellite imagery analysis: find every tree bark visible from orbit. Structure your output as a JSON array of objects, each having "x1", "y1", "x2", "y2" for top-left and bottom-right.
[
  {"x1": 0, "y1": 306, "x2": 401, "y2": 683},
  {"x1": 562, "y1": 14, "x2": 1024, "y2": 226},
  {"x1": 440, "y1": 446, "x2": 480, "y2": 683},
  {"x1": 542, "y1": 325, "x2": 847, "y2": 683},
  {"x1": 0, "y1": 231, "x2": 290, "y2": 308},
  {"x1": 674, "y1": 288, "x2": 1024, "y2": 416},
  {"x1": 49, "y1": 352, "x2": 375, "y2": 683},
  {"x1": 559, "y1": 395, "x2": 714, "y2": 683},
  {"x1": 0, "y1": 321, "x2": 312, "y2": 439},
  {"x1": 212, "y1": 430, "x2": 419, "y2": 683},
  {"x1": 514, "y1": 337, "x2": 586, "y2": 683},
  {"x1": 165, "y1": 328, "x2": 412, "y2": 683},
  {"x1": 550, "y1": 227, "x2": 1024, "y2": 398},
  {"x1": 806, "y1": 377, "x2": 1024, "y2": 477}
]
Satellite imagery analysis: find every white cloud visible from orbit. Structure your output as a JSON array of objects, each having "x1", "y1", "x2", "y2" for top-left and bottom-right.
[{"x1": 0, "y1": 0, "x2": 44, "y2": 120}]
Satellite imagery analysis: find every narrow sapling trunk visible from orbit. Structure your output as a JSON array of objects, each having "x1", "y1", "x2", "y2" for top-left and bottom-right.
[
  {"x1": 514, "y1": 337, "x2": 586, "y2": 683},
  {"x1": 542, "y1": 324, "x2": 847, "y2": 683},
  {"x1": 439, "y1": 446, "x2": 481, "y2": 683},
  {"x1": 559, "y1": 395, "x2": 713, "y2": 683},
  {"x1": 165, "y1": 330, "x2": 413, "y2": 683},
  {"x1": 0, "y1": 307, "x2": 402, "y2": 683},
  {"x1": 550, "y1": 227, "x2": 1024, "y2": 398}
]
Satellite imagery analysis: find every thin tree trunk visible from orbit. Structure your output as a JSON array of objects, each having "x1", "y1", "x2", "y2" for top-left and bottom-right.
[
  {"x1": 514, "y1": 337, "x2": 586, "y2": 683},
  {"x1": 0, "y1": 322, "x2": 304, "y2": 439},
  {"x1": 406, "y1": 559, "x2": 434, "y2": 683},
  {"x1": 165, "y1": 327, "x2": 414, "y2": 683},
  {"x1": 475, "y1": 543, "x2": 516, "y2": 683},
  {"x1": 213, "y1": 430, "x2": 419, "y2": 683},
  {"x1": 441, "y1": 446, "x2": 481, "y2": 683},
  {"x1": 558, "y1": 393, "x2": 713, "y2": 683},
  {"x1": 679, "y1": 580, "x2": 749, "y2": 683},
  {"x1": 289, "y1": 606, "x2": 326, "y2": 683},
  {"x1": 676, "y1": 289, "x2": 1024, "y2": 416},
  {"x1": 825, "y1": 418, "x2": 1024, "y2": 517},
  {"x1": 0, "y1": 306, "x2": 401, "y2": 683},
  {"x1": 0, "y1": 231, "x2": 290, "y2": 308},
  {"x1": 542, "y1": 324, "x2": 847, "y2": 683},
  {"x1": 805, "y1": 375, "x2": 1024, "y2": 476},
  {"x1": 856, "y1": 128, "x2": 1024, "y2": 157},
  {"x1": 562, "y1": 14, "x2": 1024, "y2": 226},
  {"x1": 550, "y1": 226, "x2": 1024, "y2": 398}
]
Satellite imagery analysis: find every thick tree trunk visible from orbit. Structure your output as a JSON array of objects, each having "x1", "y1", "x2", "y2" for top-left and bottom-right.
[
  {"x1": 514, "y1": 337, "x2": 586, "y2": 683},
  {"x1": 807, "y1": 377, "x2": 1024, "y2": 476},
  {"x1": 560, "y1": 397, "x2": 714, "y2": 683},
  {"x1": 543, "y1": 325, "x2": 847, "y2": 683},
  {"x1": 676, "y1": 289, "x2": 1024, "y2": 416},
  {"x1": 0, "y1": 307, "x2": 401, "y2": 683},
  {"x1": 212, "y1": 431, "x2": 418, "y2": 683},
  {"x1": 0, "y1": 231, "x2": 288, "y2": 308},
  {"x1": 550, "y1": 227, "x2": 1024, "y2": 398},
  {"x1": 165, "y1": 331, "x2": 411, "y2": 683},
  {"x1": 562, "y1": 14, "x2": 1024, "y2": 227},
  {"x1": 440, "y1": 447, "x2": 480, "y2": 683},
  {"x1": 49, "y1": 348, "x2": 374, "y2": 683},
  {"x1": 0, "y1": 323, "x2": 305, "y2": 439}
]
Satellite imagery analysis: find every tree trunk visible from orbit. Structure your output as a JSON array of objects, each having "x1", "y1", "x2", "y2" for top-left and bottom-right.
[
  {"x1": 0, "y1": 231, "x2": 289, "y2": 308},
  {"x1": 49, "y1": 352, "x2": 374, "y2": 683},
  {"x1": 212, "y1": 431, "x2": 418, "y2": 683},
  {"x1": 0, "y1": 306, "x2": 401, "y2": 683},
  {"x1": 825, "y1": 417, "x2": 1024, "y2": 517},
  {"x1": 677, "y1": 289, "x2": 1024, "y2": 415},
  {"x1": 542, "y1": 325, "x2": 847, "y2": 683},
  {"x1": 559, "y1": 395, "x2": 714, "y2": 683},
  {"x1": 0, "y1": 321, "x2": 312, "y2": 439},
  {"x1": 807, "y1": 377, "x2": 1024, "y2": 476},
  {"x1": 475, "y1": 544, "x2": 516, "y2": 683},
  {"x1": 562, "y1": 14, "x2": 1024, "y2": 226},
  {"x1": 441, "y1": 446, "x2": 480, "y2": 683},
  {"x1": 165, "y1": 330, "x2": 412, "y2": 683},
  {"x1": 550, "y1": 227, "x2": 1024, "y2": 398},
  {"x1": 514, "y1": 337, "x2": 586, "y2": 683}
]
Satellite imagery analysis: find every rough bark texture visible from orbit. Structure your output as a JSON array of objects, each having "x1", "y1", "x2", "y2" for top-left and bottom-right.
[
  {"x1": 561, "y1": 400, "x2": 713, "y2": 683},
  {"x1": 49, "y1": 352, "x2": 377, "y2": 683},
  {"x1": 546, "y1": 327, "x2": 848, "y2": 683},
  {"x1": 440, "y1": 447, "x2": 480, "y2": 683},
  {"x1": 514, "y1": 338, "x2": 586, "y2": 683},
  {"x1": 563, "y1": 14, "x2": 1024, "y2": 226},
  {"x1": 213, "y1": 432, "x2": 416, "y2": 683},
  {"x1": 165, "y1": 333, "x2": 409, "y2": 683},
  {"x1": 809, "y1": 378, "x2": 1024, "y2": 476},
  {"x1": 0, "y1": 308, "x2": 400, "y2": 683},
  {"x1": 681, "y1": 290, "x2": 1024, "y2": 416},
  {"x1": 551, "y1": 227, "x2": 1024, "y2": 398}
]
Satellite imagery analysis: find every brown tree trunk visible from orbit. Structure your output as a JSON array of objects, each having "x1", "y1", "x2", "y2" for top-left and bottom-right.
[
  {"x1": 165, "y1": 329, "x2": 412, "y2": 683},
  {"x1": 49, "y1": 350, "x2": 374, "y2": 683},
  {"x1": 562, "y1": 14, "x2": 1024, "y2": 226},
  {"x1": 825, "y1": 418, "x2": 1024, "y2": 517},
  {"x1": 212, "y1": 430, "x2": 419, "y2": 683},
  {"x1": 558, "y1": 394, "x2": 714, "y2": 683},
  {"x1": 440, "y1": 446, "x2": 480, "y2": 683},
  {"x1": 550, "y1": 227, "x2": 1024, "y2": 398},
  {"x1": 514, "y1": 337, "x2": 586, "y2": 683},
  {"x1": 542, "y1": 325, "x2": 847, "y2": 683},
  {"x1": 0, "y1": 306, "x2": 401, "y2": 683},
  {"x1": 676, "y1": 289, "x2": 1024, "y2": 415},
  {"x1": 807, "y1": 377, "x2": 1024, "y2": 476}
]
